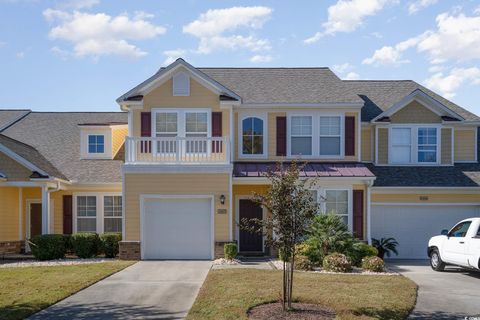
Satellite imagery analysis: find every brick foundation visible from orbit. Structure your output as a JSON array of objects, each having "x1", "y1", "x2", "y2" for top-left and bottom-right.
[
  {"x1": 214, "y1": 241, "x2": 237, "y2": 259},
  {"x1": 0, "y1": 241, "x2": 23, "y2": 255},
  {"x1": 119, "y1": 241, "x2": 141, "y2": 260}
]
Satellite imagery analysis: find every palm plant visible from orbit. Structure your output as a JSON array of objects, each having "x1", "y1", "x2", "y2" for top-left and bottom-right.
[{"x1": 372, "y1": 237, "x2": 399, "y2": 259}]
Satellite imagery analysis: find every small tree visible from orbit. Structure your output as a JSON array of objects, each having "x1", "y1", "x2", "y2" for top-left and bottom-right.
[{"x1": 241, "y1": 161, "x2": 317, "y2": 311}]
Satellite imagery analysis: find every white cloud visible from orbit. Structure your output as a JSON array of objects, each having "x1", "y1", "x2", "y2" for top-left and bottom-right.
[
  {"x1": 424, "y1": 67, "x2": 480, "y2": 98},
  {"x1": 332, "y1": 63, "x2": 360, "y2": 79},
  {"x1": 58, "y1": 0, "x2": 99, "y2": 10},
  {"x1": 16, "y1": 51, "x2": 25, "y2": 59},
  {"x1": 183, "y1": 6, "x2": 272, "y2": 54},
  {"x1": 43, "y1": 9, "x2": 166, "y2": 59},
  {"x1": 344, "y1": 72, "x2": 360, "y2": 80},
  {"x1": 304, "y1": 0, "x2": 396, "y2": 44},
  {"x1": 162, "y1": 49, "x2": 187, "y2": 65},
  {"x1": 408, "y1": 0, "x2": 437, "y2": 15},
  {"x1": 332, "y1": 62, "x2": 353, "y2": 73},
  {"x1": 51, "y1": 46, "x2": 71, "y2": 60},
  {"x1": 249, "y1": 54, "x2": 272, "y2": 63},
  {"x1": 362, "y1": 35, "x2": 423, "y2": 66}
]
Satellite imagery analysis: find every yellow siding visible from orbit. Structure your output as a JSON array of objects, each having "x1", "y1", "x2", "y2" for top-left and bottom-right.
[
  {"x1": 377, "y1": 128, "x2": 388, "y2": 164},
  {"x1": 268, "y1": 112, "x2": 287, "y2": 160},
  {"x1": 454, "y1": 128, "x2": 476, "y2": 162},
  {"x1": 124, "y1": 173, "x2": 230, "y2": 241},
  {"x1": 372, "y1": 193, "x2": 480, "y2": 203},
  {"x1": 390, "y1": 101, "x2": 441, "y2": 123},
  {"x1": 441, "y1": 128, "x2": 452, "y2": 165},
  {"x1": 361, "y1": 127, "x2": 372, "y2": 162},
  {"x1": 112, "y1": 127, "x2": 128, "y2": 156},
  {"x1": 0, "y1": 187, "x2": 20, "y2": 241},
  {"x1": 234, "y1": 112, "x2": 239, "y2": 160},
  {"x1": 0, "y1": 152, "x2": 32, "y2": 181}
]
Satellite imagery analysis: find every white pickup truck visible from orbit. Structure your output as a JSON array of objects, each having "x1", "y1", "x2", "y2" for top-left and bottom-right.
[{"x1": 428, "y1": 218, "x2": 480, "y2": 271}]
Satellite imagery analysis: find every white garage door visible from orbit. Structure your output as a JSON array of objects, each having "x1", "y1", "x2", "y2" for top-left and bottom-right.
[
  {"x1": 372, "y1": 205, "x2": 480, "y2": 259},
  {"x1": 142, "y1": 197, "x2": 212, "y2": 260}
]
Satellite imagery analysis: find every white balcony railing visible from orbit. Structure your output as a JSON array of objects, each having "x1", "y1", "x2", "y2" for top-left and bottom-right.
[{"x1": 125, "y1": 136, "x2": 230, "y2": 164}]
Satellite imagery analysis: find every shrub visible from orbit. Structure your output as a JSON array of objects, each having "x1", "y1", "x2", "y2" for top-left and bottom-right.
[
  {"x1": 29, "y1": 234, "x2": 66, "y2": 261},
  {"x1": 100, "y1": 232, "x2": 122, "y2": 258},
  {"x1": 72, "y1": 233, "x2": 101, "y2": 258},
  {"x1": 294, "y1": 255, "x2": 314, "y2": 271},
  {"x1": 362, "y1": 256, "x2": 385, "y2": 272},
  {"x1": 224, "y1": 243, "x2": 238, "y2": 260},
  {"x1": 63, "y1": 234, "x2": 73, "y2": 254},
  {"x1": 323, "y1": 253, "x2": 352, "y2": 273},
  {"x1": 347, "y1": 242, "x2": 378, "y2": 267},
  {"x1": 304, "y1": 214, "x2": 355, "y2": 265}
]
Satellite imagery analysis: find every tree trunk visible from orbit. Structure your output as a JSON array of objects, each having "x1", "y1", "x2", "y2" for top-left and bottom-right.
[
  {"x1": 288, "y1": 253, "x2": 295, "y2": 309},
  {"x1": 282, "y1": 259, "x2": 286, "y2": 311}
]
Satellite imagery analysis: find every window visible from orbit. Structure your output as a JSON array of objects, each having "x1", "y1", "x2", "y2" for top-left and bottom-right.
[
  {"x1": 319, "y1": 116, "x2": 341, "y2": 156},
  {"x1": 172, "y1": 72, "x2": 190, "y2": 96},
  {"x1": 291, "y1": 116, "x2": 312, "y2": 155},
  {"x1": 418, "y1": 128, "x2": 437, "y2": 163},
  {"x1": 77, "y1": 196, "x2": 97, "y2": 232},
  {"x1": 242, "y1": 117, "x2": 264, "y2": 155},
  {"x1": 88, "y1": 135, "x2": 104, "y2": 154},
  {"x1": 325, "y1": 190, "x2": 349, "y2": 226},
  {"x1": 155, "y1": 112, "x2": 178, "y2": 153},
  {"x1": 104, "y1": 196, "x2": 122, "y2": 233},
  {"x1": 449, "y1": 221, "x2": 472, "y2": 238},
  {"x1": 186, "y1": 112, "x2": 208, "y2": 153},
  {"x1": 390, "y1": 128, "x2": 411, "y2": 163}
]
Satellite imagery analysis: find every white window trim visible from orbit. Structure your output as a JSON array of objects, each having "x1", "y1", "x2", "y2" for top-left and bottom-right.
[
  {"x1": 310, "y1": 187, "x2": 353, "y2": 231},
  {"x1": 151, "y1": 108, "x2": 212, "y2": 139},
  {"x1": 388, "y1": 124, "x2": 441, "y2": 165},
  {"x1": 80, "y1": 128, "x2": 113, "y2": 160},
  {"x1": 289, "y1": 115, "x2": 313, "y2": 156},
  {"x1": 73, "y1": 192, "x2": 122, "y2": 234},
  {"x1": 172, "y1": 71, "x2": 190, "y2": 96},
  {"x1": 238, "y1": 112, "x2": 268, "y2": 159},
  {"x1": 287, "y1": 112, "x2": 345, "y2": 159}
]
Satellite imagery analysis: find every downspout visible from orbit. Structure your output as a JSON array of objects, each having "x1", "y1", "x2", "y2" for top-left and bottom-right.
[
  {"x1": 44, "y1": 180, "x2": 61, "y2": 234},
  {"x1": 366, "y1": 180, "x2": 373, "y2": 245}
]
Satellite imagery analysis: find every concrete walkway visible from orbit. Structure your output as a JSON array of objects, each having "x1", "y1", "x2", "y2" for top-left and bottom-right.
[
  {"x1": 388, "y1": 260, "x2": 480, "y2": 320},
  {"x1": 29, "y1": 261, "x2": 212, "y2": 320}
]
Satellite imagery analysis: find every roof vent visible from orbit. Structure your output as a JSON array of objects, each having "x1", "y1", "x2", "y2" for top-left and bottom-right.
[{"x1": 172, "y1": 72, "x2": 190, "y2": 96}]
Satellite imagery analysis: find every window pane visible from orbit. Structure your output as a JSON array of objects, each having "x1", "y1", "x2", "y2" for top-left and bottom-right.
[
  {"x1": 242, "y1": 117, "x2": 263, "y2": 155},
  {"x1": 291, "y1": 116, "x2": 312, "y2": 135},
  {"x1": 252, "y1": 136, "x2": 263, "y2": 154},
  {"x1": 291, "y1": 137, "x2": 312, "y2": 155},
  {"x1": 242, "y1": 136, "x2": 253, "y2": 154},
  {"x1": 253, "y1": 118, "x2": 263, "y2": 135},
  {"x1": 104, "y1": 218, "x2": 122, "y2": 233},
  {"x1": 319, "y1": 137, "x2": 340, "y2": 155},
  {"x1": 391, "y1": 145, "x2": 411, "y2": 163},
  {"x1": 320, "y1": 117, "x2": 340, "y2": 135},
  {"x1": 156, "y1": 113, "x2": 177, "y2": 133},
  {"x1": 186, "y1": 112, "x2": 208, "y2": 133},
  {"x1": 97, "y1": 135, "x2": 104, "y2": 144},
  {"x1": 88, "y1": 135, "x2": 95, "y2": 144},
  {"x1": 77, "y1": 218, "x2": 96, "y2": 232},
  {"x1": 392, "y1": 128, "x2": 411, "y2": 145},
  {"x1": 242, "y1": 118, "x2": 253, "y2": 134}
]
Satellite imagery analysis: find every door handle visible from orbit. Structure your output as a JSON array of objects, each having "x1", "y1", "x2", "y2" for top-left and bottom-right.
[{"x1": 459, "y1": 241, "x2": 465, "y2": 244}]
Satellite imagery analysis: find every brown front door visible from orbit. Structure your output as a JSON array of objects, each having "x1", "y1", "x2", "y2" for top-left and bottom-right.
[
  {"x1": 239, "y1": 199, "x2": 263, "y2": 252},
  {"x1": 30, "y1": 203, "x2": 42, "y2": 237}
]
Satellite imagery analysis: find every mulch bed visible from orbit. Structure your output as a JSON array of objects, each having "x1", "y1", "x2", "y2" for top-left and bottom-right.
[{"x1": 248, "y1": 302, "x2": 335, "y2": 320}]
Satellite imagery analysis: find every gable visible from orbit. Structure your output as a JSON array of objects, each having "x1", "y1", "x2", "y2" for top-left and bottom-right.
[
  {"x1": 390, "y1": 100, "x2": 441, "y2": 123},
  {"x1": 0, "y1": 151, "x2": 33, "y2": 181}
]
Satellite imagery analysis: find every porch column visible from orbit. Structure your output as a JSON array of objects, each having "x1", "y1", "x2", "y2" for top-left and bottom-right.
[
  {"x1": 41, "y1": 185, "x2": 50, "y2": 235},
  {"x1": 366, "y1": 182, "x2": 372, "y2": 245}
]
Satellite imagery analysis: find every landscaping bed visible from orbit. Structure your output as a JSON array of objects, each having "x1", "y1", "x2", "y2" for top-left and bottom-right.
[
  {"x1": 0, "y1": 260, "x2": 135, "y2": 320},
  {"x1": 187, "y1": 269, "x2": 417, "y2": 320}
]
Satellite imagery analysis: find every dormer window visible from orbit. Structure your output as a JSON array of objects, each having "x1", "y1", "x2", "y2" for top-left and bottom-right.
[
  {"x1": 88, "y1": 135, "x2": 105, "y2": 154},
  {"x1": 173, "y1": 72, "x2": 190, "y2": 96}
]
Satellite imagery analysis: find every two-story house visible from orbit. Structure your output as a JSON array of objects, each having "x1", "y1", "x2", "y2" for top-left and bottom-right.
[{"x1": 1, "y1": 58, "x2": 479, "y2": 260}]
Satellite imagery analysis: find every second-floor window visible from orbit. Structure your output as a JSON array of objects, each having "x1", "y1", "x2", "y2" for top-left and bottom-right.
[
  {"x1": 389, "y1": 126, "x2": 439, "y2": 164},
  {"x1": 242, "y1": 117, "x2": 264, "y2": 155},
  {"x1": 418, "y1": 128, "x2": 437, "y2": 163},
  {"x1": 88, "y1": 135, "x2": 105, "y2": 154},
  {"x1": 291, "y1": 116, "x2": 312, "y2": 156},
  {"x1": 319, "y1": 116, "x2": 341, "y2": 156}
]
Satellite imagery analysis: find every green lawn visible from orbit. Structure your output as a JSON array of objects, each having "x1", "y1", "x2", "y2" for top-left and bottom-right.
[
  {"x1": 187, "y1": 269, "x2": 417, "y2": 320},
  {"x1": 0, "y1": 261, "x2": 135, "y2": 320}
]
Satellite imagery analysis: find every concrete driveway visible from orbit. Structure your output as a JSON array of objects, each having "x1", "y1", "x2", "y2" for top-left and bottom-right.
[
  {"x1": 389, "y1": 260, "x2": 480, "y2": 319},
  {"x1": 29, "y1": 260, "x2": 212, "y2": 320}
]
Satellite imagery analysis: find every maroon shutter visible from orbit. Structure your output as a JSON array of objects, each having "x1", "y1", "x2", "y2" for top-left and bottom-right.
[
  {"x1": 345, "y1": 116, "x2": 355, "y2": 156},
  {"x1": 212, "y1": 112, "x2": 222, "y2": 153},
  {"x1": 63, "y1": 195, "x2": 73, "y2": 235},
  {"x1": 353, "y1": 190, "x2": 364, "y2": 239},
  {"x1": 140, "y1": 112, "x2": 151, "y2": 153},
  {"x1": 276, "y1": 116, "x2": 287, "y2": 156}
]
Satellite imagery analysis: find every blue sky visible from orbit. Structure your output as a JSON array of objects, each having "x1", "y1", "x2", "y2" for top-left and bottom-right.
[{"x1": 1, "y1": 0, "x2": 480, "y2": 115}]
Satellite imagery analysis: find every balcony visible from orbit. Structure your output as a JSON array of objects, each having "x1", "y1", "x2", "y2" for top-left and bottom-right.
[{"x1": 125, "y1": 136, "x2": 230, "y2": 164}]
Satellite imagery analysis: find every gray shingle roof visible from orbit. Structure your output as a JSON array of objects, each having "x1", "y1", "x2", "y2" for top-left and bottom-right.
[
  {"x1": 0, "y1": 134, "x2": 67, "y2": 180},
  {"x1": 199, "y1": 68, "x2": 363, "y2": 105},
  {"x1": 0, "y1": 109, "x2": 31, "y2": 131},
  {"x1": 2, "y1": 112, "x2": 127, "y2": 184},
  {"x1": 367, "y1": 164, "x2": 480, "y2": 187},
  {"x1": 343, "y1": 80, "x2": 480, "y2": 122}
]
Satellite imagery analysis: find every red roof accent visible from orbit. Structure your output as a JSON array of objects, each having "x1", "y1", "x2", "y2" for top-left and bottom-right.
[{"x1": 233, "y1": 162, "x2": 375, "y2": 178}]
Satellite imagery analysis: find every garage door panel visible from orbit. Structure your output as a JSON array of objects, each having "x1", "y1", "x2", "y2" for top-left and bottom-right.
[
  {"x1": 372, "y1": 205, "x2": 480, "y2": 259},
  {"x1": 143, "y1": 198, "x2": 212, "y2": 260}
]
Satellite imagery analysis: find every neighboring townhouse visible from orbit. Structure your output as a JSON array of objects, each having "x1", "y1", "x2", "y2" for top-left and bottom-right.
[{"x1": 1, "y1": 58, "x2": 479, "y2": 260}]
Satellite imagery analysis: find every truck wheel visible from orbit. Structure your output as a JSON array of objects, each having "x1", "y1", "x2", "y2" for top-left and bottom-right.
[{"x1": 430, "y1": 249, "x2": 446, "y2": 271}]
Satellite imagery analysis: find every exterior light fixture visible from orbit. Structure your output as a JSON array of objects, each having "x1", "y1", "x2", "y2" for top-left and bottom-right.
[{"x1": 220, "y1": 194, "x2": 226, "y2": 205}]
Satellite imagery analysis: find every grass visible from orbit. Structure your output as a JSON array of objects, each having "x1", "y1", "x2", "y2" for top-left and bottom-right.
[
  {"x1": 0, "y1": 261, "x2": 135, "y2": 320},
  {"x1": 187, "y1": 269, "x2": 417, "y2": 320}
]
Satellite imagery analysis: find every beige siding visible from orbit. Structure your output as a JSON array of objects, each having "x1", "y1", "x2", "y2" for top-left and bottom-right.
[
  {"x1": 234, "y1": 112, "x2": 238, "y2": 160},
  {"x1": 0, "y1": 187, "x2": 20, "y2": 241},
  {"x1": 0, "y1": 152, "x2": 32, "y2": 181},
  {"x1": 361, "y1": 127, "x2": 373, "y2": 162},
  {"x1": 390, "y1": 101, "x2": 441, "y2": 123},
  {"x1": 124, "y1": 173, "x2": 230, "y2": 242},
  {"x1": 268, "y1": 112, "x2": 287, "y2": 160},
  {"x1": 112, "y1": 127, "x2": 128, "y2": 156},
  {"x1": 454, "y1": 128, "x2": 476, "y2": 162},
  {"x1": 377, "y1": 128, "x2": 388, "y2": 164},
  {"x1": 372, "y1": 193, "x2": 480, "y2": 203},
  {"x1": 441, "y1": 128, "x2": 452, "y2": 165}
]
